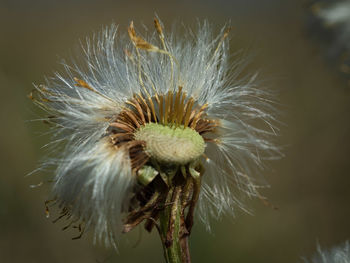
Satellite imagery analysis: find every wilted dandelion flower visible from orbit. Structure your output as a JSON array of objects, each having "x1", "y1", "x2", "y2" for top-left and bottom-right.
[
  {"x1": 303, "y1": 241, "x2": 350, "y2": 263},
  {"x1": 30, "y1": 18, "x2": 279, "y2": 252}
]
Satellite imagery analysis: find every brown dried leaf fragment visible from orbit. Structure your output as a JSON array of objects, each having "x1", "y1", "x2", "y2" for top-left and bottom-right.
[
  {"x1": 74, "y1": 77, "x2": 95, "y2": 91},
  {"x1": 154, "y1": 18, "x2": 164, "y2": 37},
  {"x1": 128, "y1": 21, "x2": 159, "y2": 52}
]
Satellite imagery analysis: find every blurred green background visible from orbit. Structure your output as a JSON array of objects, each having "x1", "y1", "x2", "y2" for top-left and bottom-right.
[{"x1": 1, "y1": 0, "x2": 350, "y2": 262}]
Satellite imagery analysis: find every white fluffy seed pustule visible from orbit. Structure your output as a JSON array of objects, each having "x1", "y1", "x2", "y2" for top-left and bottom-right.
[
  {"x1": 54, "y1": 139, "x2": 133, "y2": 245},
  {"x1": 31, "y1": 19, "x2": 280, "y2": 247},
  {"x1": 303, "y1": 241, "x2": 350, "y2": 263}
]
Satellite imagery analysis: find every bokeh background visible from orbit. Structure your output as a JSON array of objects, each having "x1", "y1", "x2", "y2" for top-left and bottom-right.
[{"x1": 1, "y1": 0, "x2": 350, "y2": 262}]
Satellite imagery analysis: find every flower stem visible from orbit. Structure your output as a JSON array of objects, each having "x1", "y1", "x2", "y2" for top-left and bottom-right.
[{"x1": 159, "y1": 186, "x2": 191, "y2": 263}]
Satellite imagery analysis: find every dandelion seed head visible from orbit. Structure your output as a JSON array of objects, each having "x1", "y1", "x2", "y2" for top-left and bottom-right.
[{"x1": 31, "y1": 18, "x2": 280, "y2": 247}]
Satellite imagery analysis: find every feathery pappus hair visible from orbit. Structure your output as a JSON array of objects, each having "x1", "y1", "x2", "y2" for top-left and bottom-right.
[
  {"x1": 303, "y1": 241, "x2": 350, "y2": 263},
  {"x1": 30, "y1": 18, "x2": 280, "y2": 247}
]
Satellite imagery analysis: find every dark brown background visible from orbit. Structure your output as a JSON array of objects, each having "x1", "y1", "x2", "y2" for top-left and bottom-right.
[{"x1": 1, "y1": 0, "x2": 349, "y2": 262}]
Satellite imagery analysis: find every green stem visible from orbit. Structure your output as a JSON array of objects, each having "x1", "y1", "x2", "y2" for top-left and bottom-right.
[{"x1": 159, "y1": 187, "x2": 191, "y2": 263}]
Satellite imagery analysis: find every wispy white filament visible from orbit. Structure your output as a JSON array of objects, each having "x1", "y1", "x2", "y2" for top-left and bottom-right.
[{"x1": 33, "y1": 20, "x2": 280, "y2": 246}]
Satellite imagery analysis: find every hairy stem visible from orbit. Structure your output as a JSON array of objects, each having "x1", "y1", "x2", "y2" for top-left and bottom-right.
[{"x1": 159, "y1": 187, "x2": 191, "y2": 263}]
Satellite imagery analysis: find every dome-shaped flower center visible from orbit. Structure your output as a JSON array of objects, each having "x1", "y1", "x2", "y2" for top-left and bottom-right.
[{"x1": 134, "y1": 123, "x2": 205, "y2": 165}]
